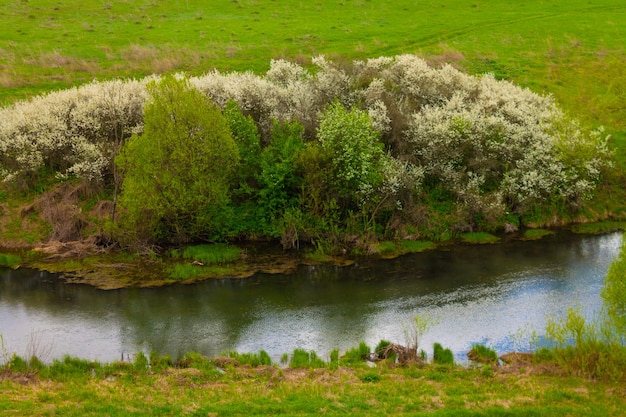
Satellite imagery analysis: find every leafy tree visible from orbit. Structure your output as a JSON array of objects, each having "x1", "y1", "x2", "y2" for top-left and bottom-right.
[
  {"x1": 115, "y1": 75, "x2": 239, "y2": 246},
  {"x1": 257, "y1": 120, "x2": 305, "y2": 234},
  {"x1": 316, "y1": 100, "x2": 387, "y2": 216},
  {"x1": 224, "y1": 99, "x2": 261, "y2": 201}
]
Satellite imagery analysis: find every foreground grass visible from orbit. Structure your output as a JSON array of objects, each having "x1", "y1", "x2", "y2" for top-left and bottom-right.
[{"x1": 1, "y1": 358, "x2": 625, "y2": 416}]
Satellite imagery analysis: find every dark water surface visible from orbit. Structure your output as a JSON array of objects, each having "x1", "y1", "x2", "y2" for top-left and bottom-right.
[{"x1": 0, "y1": 232, "x2": 622, "y2": 363}]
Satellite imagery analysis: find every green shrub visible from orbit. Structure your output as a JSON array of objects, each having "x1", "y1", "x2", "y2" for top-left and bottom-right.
[
  {"x1": 227, "y1": 350, "x2": 272, "y2": 367},
  {"x1": 433, "y1": 343, "x2": 454, "y2": 365},
  {"x1": 541, "y1": 306, "x2": 626, "y2": 382},
  {"x1": 522, "y1": 229, "x2": 554, "y2": 240},
  {"x1": 0, "y1": 253, "x2": 21, "y2": 267},
  {"x1": 329, "y1": 348, "x2": 339, "y2": 370},
  {"x1": 460, "y1": 232, "x2": 499, "y2": 244},
  {"x1": 133, "y1": 352, "x2": 149, "y2": 371},
  {"x1": 341, "y1": 342, "x2": 371, "y2": 366},
  {"x1": 467, "y1": 344, "x2": 498, "y2": 364},
  {"x1": 602, "y1": 241, "x2": 626, "y2": 337},
  {"x1": 115, "y1": 75, "x2": 239, "y2": 246},
  {"x1": 288, "y1": 349, "x2": 326, "y2": 369},
  {"x1": 8, "y1": 354, "x2": 29, "y2": 373},
  {"x1": 150, "y1": 351, "x2": 173, "y2": 371}
]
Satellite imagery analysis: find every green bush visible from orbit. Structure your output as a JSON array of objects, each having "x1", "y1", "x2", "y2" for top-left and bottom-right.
[
  {"x1": 133, "y1": 352, "x2": 149, "y2": 371},
  {"x1": 341, "y1": 342, "x2": 371, "y2": 366},
  {"x1": 0, "y1": 253, "x2": 21, "y2": 267},
  {"x1": 150, "y1": 351, "x2": 173, "y2": 371},
  {"x1": 316, "y1": 100, "x2": 387, "y2": 214},
  {"x1": 467, "y1": 344, "x2": 498, "y2": 364},
  {"x1": 433, "y1": 343, "x2": 454, "y2": 365},
  {"x1": 115, "y1": 75, "x2": 239, "y2": 246},
  {"x1": 288, "y1": 349, "x2": 326, "y2": 369},
  {"x1": 542, "y1": 306, "x2": 626, "y2": 382},
  {"x1": 256, "y1": 120, "x2": 305, "y2": 234}
]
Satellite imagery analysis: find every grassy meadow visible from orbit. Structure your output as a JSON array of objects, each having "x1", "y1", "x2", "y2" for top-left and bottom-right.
[{"x1": 0, "y1": 0, "x2": 624, "y2": 131}]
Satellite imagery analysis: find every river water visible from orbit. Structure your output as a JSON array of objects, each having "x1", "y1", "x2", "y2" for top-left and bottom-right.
[{"x1": 0, "y1": 231, "x2": 622, "y2": 363}]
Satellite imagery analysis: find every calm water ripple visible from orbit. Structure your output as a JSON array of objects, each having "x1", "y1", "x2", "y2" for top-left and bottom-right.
[{"x1": 0, "y1": 231, "x2": 622, "y2": 363}]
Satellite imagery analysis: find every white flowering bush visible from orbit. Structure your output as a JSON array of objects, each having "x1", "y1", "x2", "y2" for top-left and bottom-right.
[
  {"x1": 0, "y1": 54, "x2": 613, "y2": 245},
  {"x1": 0, "y1": 79, "x2": 146, "y2": 186}
]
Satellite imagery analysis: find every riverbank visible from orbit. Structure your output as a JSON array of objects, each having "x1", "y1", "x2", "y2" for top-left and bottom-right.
[
  {"x1": 1, "y1": 222, "x2": 624, "y2": 289},
  {"x1": 1, "y1": 351, "x2": 625, "y2": 416}
]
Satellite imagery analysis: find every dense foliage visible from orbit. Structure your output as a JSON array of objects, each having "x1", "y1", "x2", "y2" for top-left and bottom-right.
[
  {"x1": 0, "y1": 55, "x2": 613, "y2": 249},
  {"x1": 114, "y1": 76, "x2": 238, "y2": 245}
]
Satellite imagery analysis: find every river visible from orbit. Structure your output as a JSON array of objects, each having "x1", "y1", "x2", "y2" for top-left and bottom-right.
[{"x1": 0, "y1": 231, "x2": 622, "y2": 364}]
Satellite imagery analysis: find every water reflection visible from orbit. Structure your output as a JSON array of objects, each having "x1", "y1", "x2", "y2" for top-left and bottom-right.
[{"x1": 0, "y1": 232, "x2": 622, "y2": 363}]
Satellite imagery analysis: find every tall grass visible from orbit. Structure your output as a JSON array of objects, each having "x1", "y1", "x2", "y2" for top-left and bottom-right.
[
  {"x1": 0, "y1": 253, "x2": 21, "y2": 267},
  {"x1": 171, "y1": 244, "x2": 242, "y2": 264},
  {"x1": 538, "y1": 307, "x2": 626, "y2": 382}
]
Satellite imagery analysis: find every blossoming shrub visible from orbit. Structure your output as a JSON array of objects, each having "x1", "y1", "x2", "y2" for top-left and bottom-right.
[
  {"x1": 0, "y1": 79, "x2": 147, "y2": 188},
  {"x1": 0, "y1": 55, "x2": 613, "y2": 246}
]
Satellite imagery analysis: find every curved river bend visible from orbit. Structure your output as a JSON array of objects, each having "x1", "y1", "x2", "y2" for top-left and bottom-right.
[{"x1": 0, "y1": 232, "x2": 622, "y2": 363}]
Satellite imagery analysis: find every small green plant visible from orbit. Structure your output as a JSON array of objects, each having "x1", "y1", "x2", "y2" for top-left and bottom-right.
[
  {"x1": 522, "y1": 229, "x2": 554, "y2": 240},
  {"x1": 359, "y1": 372, "x2": 382, "y2": 383},
  {"x1": 467, "y1": 344, "x2": 498, "y2": 364},
  {"x1": 167, "y1": 263, "x2": 205, "y2": 281},
  {"x1": 399, "y1": 240, "x2": 435, "y2": 254},
  {"x1": 404, "y1": 314, "x2": 433, "y2": 361},
  {"x1": 133, "y1": 351, "x2": 149, "y2": 371},
  {"x1": 227, "y1": 350, "x2": 272, "y2": 367},
  {"x1": 329, "y1": 348, "x2": 339, "y2": 370},
  {"x1": 149, "y1": 351, "x2": 173, "y2": 371},
  {"x1": 374, "y1": 339, "x2": 396, "y2": 362},
  {"x1": 0, "y1": 253, "x2": 21, "y2": 267},
  {"x1": 433, "y1": 343, "x2": 454, "y2": 365},
  {"x1": 341, "y1": 342, "x2": 371, "y2": 366},
  {"x1": 460, "y1": 232, "x2": 499, "y2": 244},
  {"x1": 288, "y1": 348, "x2": 326, "y2": 369},
  {"x1": 178, "y1": 244, "x2": 242, "y2": 265}
]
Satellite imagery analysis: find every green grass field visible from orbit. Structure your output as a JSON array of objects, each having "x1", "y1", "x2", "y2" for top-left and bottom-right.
[{"x1": 1, "y1": 0, "x2": 624, "y2": 134}]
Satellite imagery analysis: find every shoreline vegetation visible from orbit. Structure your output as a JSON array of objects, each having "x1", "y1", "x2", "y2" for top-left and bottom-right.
[
  {"x1": 1, "y1": 1, "x2": 625, "y2": 289},
  {"x1": 0, "y1": 225, "x2": 625, "y2": 289},
  {"x1": 2, "y1": 348, "x2": 625, "y2": 416},
  {"x1": 0, "y1": 56, "x2": 623, "y2": 288}
]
